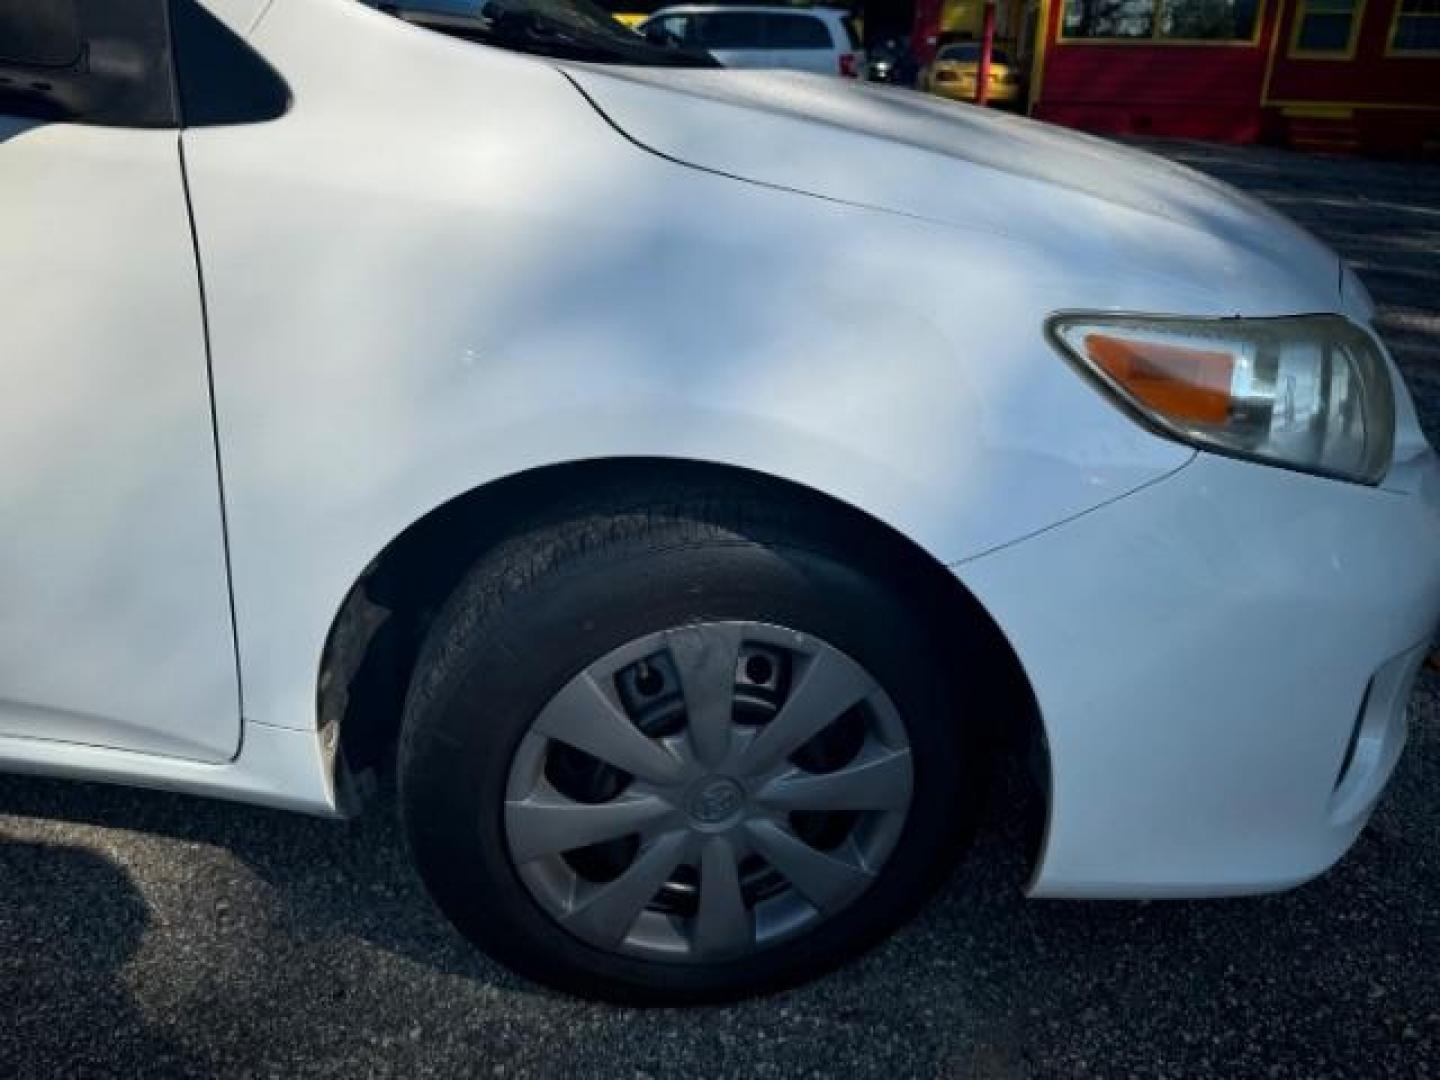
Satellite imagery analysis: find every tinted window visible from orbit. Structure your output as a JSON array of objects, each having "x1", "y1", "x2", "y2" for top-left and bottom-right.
[
  {"x1": 0, "y1": 0, "x2": 179, "y2": 125},
  {"x1": 1294, "y1": 0, "x2": 1358, "y2": 50},
  {"x1": 1392, "y1": 0, "x2": 1440, "y2": 51},
  {"x1": 938, "y1": 43, "x2": 1009, "y2": 62},
  {"x1": 765, "y1": 13, "x2": 833, "y2": 48},
  {"x1": 695, "y1": 11, "x2": 765, "y2": 47},
  {"x1": 0, "y1": 0, "x2": 83, "y2": 67},
  {"x1": 648, "y1": 13, "x2": 694, "y2": 44}
]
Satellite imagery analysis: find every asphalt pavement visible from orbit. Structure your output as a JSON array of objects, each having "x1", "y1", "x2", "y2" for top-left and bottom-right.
[{"x1": 3, "y1": 140, "x2": 1439, "y2": 1079}]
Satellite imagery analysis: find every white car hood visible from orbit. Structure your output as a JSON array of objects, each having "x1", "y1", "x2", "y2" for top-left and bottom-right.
[{"x1": 564, "y1": 66, "x2": 1342, "y2": 307}]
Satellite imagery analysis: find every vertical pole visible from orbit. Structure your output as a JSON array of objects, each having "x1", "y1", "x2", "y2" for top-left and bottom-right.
[{"x1": 976, "y1": 0, "x2": 996, "y2": 105}]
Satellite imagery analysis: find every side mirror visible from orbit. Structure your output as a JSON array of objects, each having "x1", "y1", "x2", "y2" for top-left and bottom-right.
[
  {"x1": 0, "y1": 0, "x2": 175, "y2": 125},
  {"x1": 643, "y1": 24, "x2": 677, "y2": 47}
]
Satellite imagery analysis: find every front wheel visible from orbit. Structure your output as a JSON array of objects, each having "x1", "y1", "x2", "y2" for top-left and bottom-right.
[{"x1": 399, "y1": 484, "x2": 977, "y2": 1002}]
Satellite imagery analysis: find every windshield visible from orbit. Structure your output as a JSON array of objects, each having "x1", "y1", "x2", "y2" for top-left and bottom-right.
[
  {"x1": 365, "y1": 0, "x2": 720, "y2": 66},
  {"x1": 937, "y1": 43, "x2": 1010, "y2": 64}
]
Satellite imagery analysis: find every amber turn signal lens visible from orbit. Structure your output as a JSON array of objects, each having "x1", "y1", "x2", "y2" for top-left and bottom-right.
[
  {"x1": 1050, "y1": 314, "x2": 1394, "y2": 484},
  {"x1": 1083, "y1": 333, "x2": 1235, "y2": 425}
]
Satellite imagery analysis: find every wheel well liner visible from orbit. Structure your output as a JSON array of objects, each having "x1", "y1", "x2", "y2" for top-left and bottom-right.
[{"x1": 318, "y1": 457, "x2": 1047, "y2": 825}]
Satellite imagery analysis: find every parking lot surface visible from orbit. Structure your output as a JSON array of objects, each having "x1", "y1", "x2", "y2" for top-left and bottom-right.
[{"x1": 3, "y1": 141, "x2": 1439, "y2": 1079}]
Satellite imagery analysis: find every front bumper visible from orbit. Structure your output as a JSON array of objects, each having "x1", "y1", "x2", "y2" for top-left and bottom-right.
[{"x1": 956, "y1": 449, "x2": 1440, "y2": 897}]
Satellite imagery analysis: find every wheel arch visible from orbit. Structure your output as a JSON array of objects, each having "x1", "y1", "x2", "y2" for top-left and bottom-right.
[{"x1": 318, "y1": 456, "x2": 1048, "y2": 845}]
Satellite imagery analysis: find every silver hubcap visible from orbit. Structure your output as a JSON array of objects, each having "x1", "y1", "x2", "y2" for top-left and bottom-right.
[{"x1": 503, "y1": 621, "x2": 914, "y2": 962}]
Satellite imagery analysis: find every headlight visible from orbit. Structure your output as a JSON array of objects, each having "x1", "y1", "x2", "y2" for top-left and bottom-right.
[{"x1": 1048, "y1": 313, "x2": 1396, "y2": 485}]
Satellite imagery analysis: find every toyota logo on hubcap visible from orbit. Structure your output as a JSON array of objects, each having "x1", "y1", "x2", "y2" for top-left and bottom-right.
[{"x1": 687, "y1": 777, "x2": 746, "y2": 827}]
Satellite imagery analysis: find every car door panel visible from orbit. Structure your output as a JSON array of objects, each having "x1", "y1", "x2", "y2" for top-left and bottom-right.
[
  {"x1": 768, "y1": 47, "x2": 834, "y2": 74},
  {"x1": 0, "y1": 117, "x2": 240, "y2": 762},
  {"x1": 707, "y1": 47, "x2": 756, "y2": 67}
]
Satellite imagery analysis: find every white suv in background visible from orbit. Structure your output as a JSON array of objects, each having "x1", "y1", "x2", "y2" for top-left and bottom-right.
[{"x1": 639, "y1": 4, "x2": 862, "y2": 77}]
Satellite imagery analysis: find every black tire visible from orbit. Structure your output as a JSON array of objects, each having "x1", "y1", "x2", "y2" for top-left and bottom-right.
[{"x1": 398, "y1": 476, "x2": 978, "y2": 1004}]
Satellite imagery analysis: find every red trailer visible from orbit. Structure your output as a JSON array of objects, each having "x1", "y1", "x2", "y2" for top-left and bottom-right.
[{"x1": 908, "y1": 0, "x2": 1440, "y2": 156}]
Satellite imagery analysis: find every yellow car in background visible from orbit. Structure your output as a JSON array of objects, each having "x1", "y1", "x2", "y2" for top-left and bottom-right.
[{"x1": 920, "y1": 42, "x2": 1021, "y2": 106}]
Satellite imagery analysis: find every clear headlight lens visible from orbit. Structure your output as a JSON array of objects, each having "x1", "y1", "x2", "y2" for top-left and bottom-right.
[{"x1": 1048, "y1": 313, "x2": 1396, "y2": 485}]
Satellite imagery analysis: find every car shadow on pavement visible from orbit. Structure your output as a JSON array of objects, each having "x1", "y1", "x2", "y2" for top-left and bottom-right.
[
  {"x1": 0, "y1": 835, "x2": 211, "y2": 1075},
  {"x1": 0, "y1": 770, "x2": 519, "y2": 984}
]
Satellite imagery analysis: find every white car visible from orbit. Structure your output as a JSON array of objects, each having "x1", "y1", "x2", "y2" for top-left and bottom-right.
[
  {"x1": 638, "y1": 4, "x2": 863, "y2": 77},
  {"x1": 3, "y1": 0, "x2": 1438, "y2": 1004}
]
